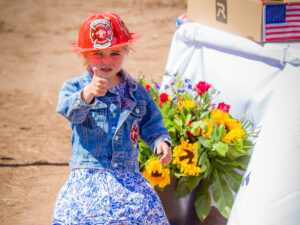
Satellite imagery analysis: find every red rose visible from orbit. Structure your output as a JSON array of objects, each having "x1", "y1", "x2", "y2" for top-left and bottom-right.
[
  {"x1": 159, "y1": 93, "x2": 169, "y2": 107},
  {"x1": 196, "y1": 81, "x2": 211, "y2": 96},
  {"x1": 187, "y1": 130, "x2": 194, "y2": 138},
  {"x1": 217, "y1": 102, "x2": 230, "y2": 113},
  {"x1": 186, "y1": 121, "x2": 192, "y2": 126},
  {"x1": 145, "y1": 84, "x2": 151, "y2": 91}
]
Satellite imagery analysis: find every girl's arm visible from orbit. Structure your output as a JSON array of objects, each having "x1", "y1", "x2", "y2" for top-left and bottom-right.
[
  {"x1": 57, "y1": 68, "x2": 108, "y2": 124},
  {"x1": 56, "y1": 79, "x2": 92, "y2": 124},
  {"x1": 140, "y1": 90, "x2": 172, "y2": 160}
]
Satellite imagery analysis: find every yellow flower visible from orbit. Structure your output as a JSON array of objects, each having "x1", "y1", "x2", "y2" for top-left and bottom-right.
[
  {"x1": 202, "y1": 109, "x2": 245, "y2": 143},
  {"x1": 202, "y1": 118, "x2": 213, "y2": 139},
  {"x1": 142, "y1": 157, "x2": 170, "y2": 188},
  {"x1": 173, "y1": 138, "x2": 201, "y2": 176},
  {"x1": 222, "y1": 127, "x2": 245, "y2": 143},
  {"x1": 211, "y1": 109, "x2": 230, "y2": 124},
  {"x1": 177, "y1": 99, "x2": 196, "y2": 112}
]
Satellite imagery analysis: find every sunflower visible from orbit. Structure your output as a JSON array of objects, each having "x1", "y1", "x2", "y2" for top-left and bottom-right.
[
  {"x1": 142, "y1": 157, "x2": 170, "y2": 188},
  {"x1": 173, "y1": 138, "x2": 201, "y2": 176},
  {"x1": 222, "y1": 126, "x2": 245, "y2": 143},
  {"x1": 177, "y1": 99, "x2": 196, "y2": 112},
  {"x1": 202, "y1": 109, "x2": 245, "y2": 143}
]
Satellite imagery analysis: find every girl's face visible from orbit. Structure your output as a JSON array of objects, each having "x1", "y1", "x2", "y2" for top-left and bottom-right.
[{"x1": 87, "y1": 47, "x2": 127, "y2": 79}]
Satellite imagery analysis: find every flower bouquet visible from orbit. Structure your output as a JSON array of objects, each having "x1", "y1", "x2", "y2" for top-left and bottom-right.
[{"x1": 138, "y1": 74, "x2": 259, "y2": 221}]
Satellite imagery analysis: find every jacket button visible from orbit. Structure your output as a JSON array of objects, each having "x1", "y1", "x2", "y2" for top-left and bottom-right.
[
  {"x1": 114, "y1": 136, "x2": 119, "y2": 141},
  {"x1": 114, "y1": 163, "x2": 118, "y2": 168},
  {"x1": 112, "y1": 113, "x2": 117, "y2": 117},
  {"x1": 135, "y1": 108, "x2": 140, "y2": 114}
]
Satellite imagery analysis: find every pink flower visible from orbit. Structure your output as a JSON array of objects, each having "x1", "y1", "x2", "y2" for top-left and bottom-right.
[
  {"x1": 145, "y1": 84, "x2": 151, "y2": 91},
  {"x1": 211, "y1": 104, "x2": 216, "y2": 110},
  {"x1": 217, "y1": 102, "x2": 230, "y2": 113},
  {"x1": 196, "y1": 81, "x2": 211, "y2": 96},
  {"x1": 186, "y1": 121, "x2": 192, "y2": 126},
  {"x1": 159, "y1": 93, "x2": 169, "y2": 107}
]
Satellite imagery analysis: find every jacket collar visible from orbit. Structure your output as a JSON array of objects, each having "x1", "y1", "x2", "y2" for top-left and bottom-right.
[{"x1": 119, "y1": 70, "x2": 137, "y2": 98}]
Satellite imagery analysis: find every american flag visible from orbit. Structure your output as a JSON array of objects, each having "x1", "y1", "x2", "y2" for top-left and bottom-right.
[{"x1": 263, "y1": 3, "x2": 300, "y2": 42}]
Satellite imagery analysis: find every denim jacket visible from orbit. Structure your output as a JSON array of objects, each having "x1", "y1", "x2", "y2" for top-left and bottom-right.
[{"x1": 56, "y1": 70, "x2": 171, "y2": 172}]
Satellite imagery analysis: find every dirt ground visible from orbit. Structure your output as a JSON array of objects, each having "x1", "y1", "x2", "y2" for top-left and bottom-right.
[{"x1": 0, "y1": 1, "x2": 225, "y2": 224}]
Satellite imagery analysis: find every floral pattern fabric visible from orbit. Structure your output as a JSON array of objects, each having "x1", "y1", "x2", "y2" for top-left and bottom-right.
[
  {"x1": 52, "y1": 169, "x2": 170, "y2": 225},
  {"x1": 110, "y1": 76, "x2": 130, "y2": 112}
]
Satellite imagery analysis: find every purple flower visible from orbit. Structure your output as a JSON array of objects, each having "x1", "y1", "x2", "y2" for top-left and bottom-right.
[
  {"x1": 154, "y1": 83, "x2": 160, "y2": 90},
  {"x1": 175, "y1": 89, "x2": 185, "y2": 94},
  {"x1": 184, "y1": 78, "x2": 190, "y2": 83}
]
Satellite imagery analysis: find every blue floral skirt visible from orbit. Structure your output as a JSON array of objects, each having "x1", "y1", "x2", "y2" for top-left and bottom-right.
[{"x1": 52, "y1": 169, "x2": 169, "y2": 225}]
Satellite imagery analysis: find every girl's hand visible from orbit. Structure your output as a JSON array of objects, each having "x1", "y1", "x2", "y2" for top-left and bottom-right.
[
  {"x1": 81, "y1": 67, "x2": 108, "y2": 104},
  {"x1": 156, "y1": 142, "x2": 172, "y2": 165}
]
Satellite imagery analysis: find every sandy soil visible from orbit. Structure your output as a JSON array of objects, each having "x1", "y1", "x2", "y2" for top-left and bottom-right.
[{"x1": 0, "y1": 1, "x2": 225, "y2": 224}]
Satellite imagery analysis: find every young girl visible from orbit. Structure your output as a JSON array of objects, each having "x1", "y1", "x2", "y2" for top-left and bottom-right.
[{"x1": 52, "y1": 13, "x2": 172, "y2": 225}]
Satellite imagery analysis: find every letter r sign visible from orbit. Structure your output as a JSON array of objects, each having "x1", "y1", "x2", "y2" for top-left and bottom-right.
[{"x1": 216, "y1": 0, "x2": 227, "y2": 24}]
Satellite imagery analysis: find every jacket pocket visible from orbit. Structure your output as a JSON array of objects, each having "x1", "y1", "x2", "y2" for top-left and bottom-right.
[
  {"x1": 85, "y1": 101, "x2": 107, "y2": 128},
  {"x1": 130, "y1": 101, "x2": 147, "y2": 118},
  {"x1": 81, "y1": 105, "x2": 107, "y2": 158}
]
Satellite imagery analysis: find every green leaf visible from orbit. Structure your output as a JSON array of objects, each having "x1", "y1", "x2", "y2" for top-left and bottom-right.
[
  {"x1": 175, "y1": 177, "x2": 192, "y2": 199},
  {"x1": 174, "y1": 115, "x2": 182, "y2": 125},
  {"x1": 182, "y1": 106, "x2": 189, "y2": 119},
  {"x1": 198, "y1": 136, "x2": 213, "y2": 148},
  {"x1": 198, "y1": 151, "x2": 207, "y2": 166},
  {"x1": 212, "y1": 168, "x2": 234, "y2": 219},
  {"x1": 235, "y1": 155, "x2": 251, "y2": 170},
  {"x1": 211, "y1": 124, "x2": 226, "y2": 142},
  {"x1": 194, "y1": 180, "x2": 211, "y2": 222},
  {"x1": 148, "y1": 87, "x2": 159, "y2": 102},
  {"x1": 221, "y1": 169, "x2": 243, "y2": 193},
  {"x1": 138, "y1": 139, "x2": 154, "y2": 161},
  {"x1": 211, "y1": 160, "x2": 233, "y2": 172},
  {"x1": 217, "y1": 124, "x2": 226, "y2": 141},
  {"x1": 213, "y1": 142, "x2": 229, "y2": 157},
  {"x1": 233, "y1": 138, "x2": 243, "y2": 149},
  {"x1": 167, "y1": 126, "x2": 176, "y2": 133},
  {"x1": 211, "y1": 125, "x2": 218, "y2": 141},
  {"x1": 198, "y1": 149, "x2": 209, "y2": 173},
  {"x1": 185, "y1": 175, "x2": 202, "y2": 191},
  {"x1": 204, "y1": 161, "x2": 212, "y2": 178},
  {"x1": 185, "y1": 113, "x2": 192, "y2": 125},
  {"x1": 196, "y1": 142, "x2": 204, "y2": 156},
  {"x1": 190, "y1": 121, "x2": 206, "y2": 136},
  {"x1": 242, "y1": 140, "x2": 254, "y2": 150},
  {"x1": 226, "y1": 146, "x2": 242, "y2": 160}
]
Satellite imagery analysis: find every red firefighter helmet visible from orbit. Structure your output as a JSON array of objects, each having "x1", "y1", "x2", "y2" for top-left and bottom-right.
[{"x1": 71, "y1": 13, "x2": 139, "y2": 52}]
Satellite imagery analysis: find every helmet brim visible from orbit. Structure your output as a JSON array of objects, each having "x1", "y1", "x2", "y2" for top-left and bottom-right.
[{"x1": 70, "y1": 32, "x2": 140, "y2": 52}]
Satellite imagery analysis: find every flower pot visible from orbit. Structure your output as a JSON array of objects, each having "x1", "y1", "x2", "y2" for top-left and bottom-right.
[{"x1": 156, "y1": 178, "x2": 227, "y2": 225}]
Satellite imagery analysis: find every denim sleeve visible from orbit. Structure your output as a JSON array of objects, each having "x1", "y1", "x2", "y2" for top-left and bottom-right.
[
  {"x1": 140, "y1": 91, "x2": 171, "y2": 154},
  {"x1": 56, "y1": 79, "x2": 91, "y2": 124}
]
